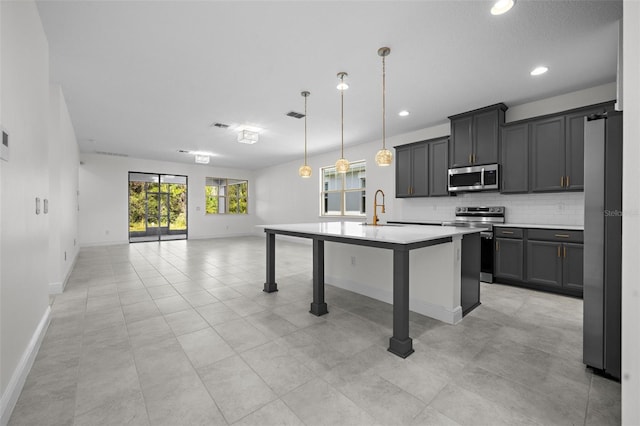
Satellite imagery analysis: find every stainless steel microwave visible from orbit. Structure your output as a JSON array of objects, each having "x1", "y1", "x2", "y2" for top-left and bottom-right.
[{"x1": 448, "y1": 164, "x2": 499, "y2": 192}]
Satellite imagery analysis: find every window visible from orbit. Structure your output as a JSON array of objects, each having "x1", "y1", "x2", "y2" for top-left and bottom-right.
[
  {"x1": 205, "y1": 177, "x2": 248, "y2": 214},
  {"x1": 321, "y1": 160, "x2": 366, "y2": 216}
]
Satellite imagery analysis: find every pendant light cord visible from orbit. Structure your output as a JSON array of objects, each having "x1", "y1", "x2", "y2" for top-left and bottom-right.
[
  {"x1": 304, "y1": 95, "x2": 308, "y2": 165},
  {"x1": 382, "y1": 54, "x2": 386, "y2": 150},
  {"x1": 341, "y1": 79, "x2": 345, "y2": 158}
]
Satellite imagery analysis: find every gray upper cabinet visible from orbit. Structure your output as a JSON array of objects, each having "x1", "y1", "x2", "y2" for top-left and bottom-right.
[
  {"x1": 395, "y1": 141, "x2": 428, "y2": 197},
  {"x1": 528, "y1": 103, "x2": 613, "y2": 193},
  {"x1": 428, "y1": 137, "x2": 449, "y2": 197},
  {"x1": 530, "y1": 116, "x2": 566, "y2": 192},
  {"x1": 500, "y1": 123, "x2": 528, "y2": 193},
  {"x1": 395, "y1": 137, "x2": 449, "y2": 198},
  {"x1": 395, "y1": 146, "x2": 412, "y2": 197},
  {"x1": 449, "y1": 103, "x2": 507, "y2": 168},
  {"x1": 411, "y1": 143, "x2": 429, "y2": 197},
  {"x1": 449, "y1": 116, "x2": 473, "y2": 167},
  {"x1": 565, "y1": 107, "x2": 608, "y2": 190}
]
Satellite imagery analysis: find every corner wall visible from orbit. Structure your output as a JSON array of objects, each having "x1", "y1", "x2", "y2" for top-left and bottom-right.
[
  {"x1": 48, "y1": 85, "x2": 80, "y2": 294},
  {"x1": 1, "y1": 1, "x2": 53, "y2": 423},
  {"x1": 622, "y1": 1, "x2": 640, "y2": 424}
]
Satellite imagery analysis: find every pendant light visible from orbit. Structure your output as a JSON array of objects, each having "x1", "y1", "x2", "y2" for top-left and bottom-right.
[
  {"x1": 298, "y1": 91, "x2": 312, "y2": 178},
  {"x1": 335, "y1": 72, "x2": 350, "y2": 173},
  {"x1": 375, "y1": 47, "x2": 393, "y2": 167}
]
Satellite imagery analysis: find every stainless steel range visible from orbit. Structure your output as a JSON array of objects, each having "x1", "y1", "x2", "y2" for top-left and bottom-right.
[{"x1": 443, "y1": 206, "x2": 505, "y2": 283}]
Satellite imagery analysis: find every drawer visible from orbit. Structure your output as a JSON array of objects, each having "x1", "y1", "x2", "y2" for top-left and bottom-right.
[
  {"x1": 494, "y1": 227, "x2": 524, "y2": 238},
  {"x1": 527, "y1": 228, "x2": 583, "y2": 243}
]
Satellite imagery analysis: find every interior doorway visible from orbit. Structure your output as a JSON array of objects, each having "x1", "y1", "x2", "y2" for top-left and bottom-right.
[{"x1": 128, "y1": 172, "x2": 188, "y2": 242}]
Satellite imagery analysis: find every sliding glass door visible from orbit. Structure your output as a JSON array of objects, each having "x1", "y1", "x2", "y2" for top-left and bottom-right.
[{"x1": 128, "y1": 172, "x2": 188, "y2": 242}]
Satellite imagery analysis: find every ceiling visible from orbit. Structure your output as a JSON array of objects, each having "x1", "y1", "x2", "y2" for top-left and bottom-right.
[{"x1": 36, "y1": 0, "x2": 622, "y2": 170}]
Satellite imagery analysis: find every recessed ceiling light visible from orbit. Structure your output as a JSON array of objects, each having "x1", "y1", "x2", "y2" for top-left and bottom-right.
[
  {"x1": 530, "y1": 66, "x2": 549, "y2": 76},
  {"x1": 491, "y1": 0, "x2": 515, "y2": 15},
  {"x1": 398, "y1": 110, "x2": 410, "y2": 117}
]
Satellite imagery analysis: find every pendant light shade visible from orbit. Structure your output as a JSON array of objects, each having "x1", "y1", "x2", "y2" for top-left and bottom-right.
[
  {"x1": 298, "y1": 91, "x2": 312, "y2": 178},
  {"x1": 336, "y1": 72, "x2": 350, "y2": 173},
  {"x1": 376, "y1": 47, "x2": 393, "y2": 167}
]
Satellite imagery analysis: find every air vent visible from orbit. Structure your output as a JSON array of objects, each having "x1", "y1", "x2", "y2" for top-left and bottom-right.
[
  {"x1": 212, "y1": 122, "x2": 230, "y2": 128},
  {"x1": 286, "y1": 111, "x2": 305, "y2": 119},
  {"x1": 95, "y1": 151, "x2": 128, "y2": 157}
]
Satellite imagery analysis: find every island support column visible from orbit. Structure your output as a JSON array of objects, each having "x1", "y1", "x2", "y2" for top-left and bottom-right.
[
  {"x1": 310, "y1": 239, "x2": 328, "y2": 316},
  {"x1": 263, "y1": 231, "x2": 278, "y2": 293},
  {"x1": 388, "y1": 248, "x2": 414, "y2": 358}
]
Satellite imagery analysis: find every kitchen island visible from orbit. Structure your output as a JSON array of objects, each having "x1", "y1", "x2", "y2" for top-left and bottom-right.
[{"x1": 260, "y1": 222, "x2": 481, "y2": 358}]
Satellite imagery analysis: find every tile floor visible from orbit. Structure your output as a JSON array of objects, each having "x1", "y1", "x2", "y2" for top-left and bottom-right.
[{"x1": 9, "y1": 236, "x2": 621, "y2": 425}]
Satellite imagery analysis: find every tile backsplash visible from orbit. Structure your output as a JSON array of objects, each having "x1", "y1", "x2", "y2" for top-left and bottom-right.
[{"x1": 394, "y1": 191, "x2": 584, "y2": 226}]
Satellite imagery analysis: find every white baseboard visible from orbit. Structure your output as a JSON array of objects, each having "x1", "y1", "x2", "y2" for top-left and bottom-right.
[
  {"x1": 49, "y1": 250, "x2": 79, "y2": 295},
  {"x1": 48, "y1": 281, "x2": 63, "y2": 295},
  {"x1": 0, "y1": 306, "x2": 51, "y2": 426},
  {"x1": 326, "y1": 275, "x2": 462, "y2": 325}
]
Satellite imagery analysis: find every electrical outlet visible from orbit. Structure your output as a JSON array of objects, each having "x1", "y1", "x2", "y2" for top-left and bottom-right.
[{"x1": 350, "y1": 256, "x2": 356, "y2": 266}]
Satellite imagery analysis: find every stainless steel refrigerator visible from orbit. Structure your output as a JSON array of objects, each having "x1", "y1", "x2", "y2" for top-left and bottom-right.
[{"x1": 583, "y1": 110, "x2": 622, "y2": 380}]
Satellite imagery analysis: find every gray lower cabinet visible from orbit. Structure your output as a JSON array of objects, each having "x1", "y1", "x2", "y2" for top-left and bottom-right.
[
  {"x1": 493, "y1": 227, "x2": 583, "y2": 296},
  {"x1": 395, "y1": 137, "x2": 448, "y2": 198},
  {"x1": 526, "y1": 240, "x2": 563, "y2": 288},
  {"x1": 495, "y1": 237, "x2": 524, "y2": 281},
  {"x1": 563, "y1": 243, "x2": 584, "y2": 291}
]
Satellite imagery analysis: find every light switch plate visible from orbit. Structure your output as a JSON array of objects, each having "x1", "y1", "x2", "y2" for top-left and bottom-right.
[{"x1": 1, "y1": 128, "x2": 9, "y2": 162}]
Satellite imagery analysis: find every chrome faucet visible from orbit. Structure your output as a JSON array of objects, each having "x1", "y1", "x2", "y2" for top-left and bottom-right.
[{"x1": 372, "y1": 189, "x2": 386, "y2": 226}]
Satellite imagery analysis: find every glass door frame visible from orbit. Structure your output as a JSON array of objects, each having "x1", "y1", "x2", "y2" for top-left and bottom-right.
[{"x1": 128, "y1": 171, "x2": 189, "y2": 243}]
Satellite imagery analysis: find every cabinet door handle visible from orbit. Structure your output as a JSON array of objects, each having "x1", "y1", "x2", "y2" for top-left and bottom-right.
[
  {"x1": 566, "y1": 175, "x2": 570, "y2": 187},
  {"x1": 563, "y1": 246, "x2": 567, "y2": 258},
  {"x1": 469, "y1": 154, "x2": 472, "y2": 164},
  {"x1": 560, "y1": 176, "x2": 565, "y2": 188},
  {"x1": 496, "y1": 241, "x2": 500, "y2": 251},
  {"x1": 502, "y1": 231, "x2": 514, "y2": 234},
  {"x1": 555, "y1": 234, "x2": 570, "y2": 238},
  {"x1": 557, "y1": 245, "x2": 561, "y2": 257}
]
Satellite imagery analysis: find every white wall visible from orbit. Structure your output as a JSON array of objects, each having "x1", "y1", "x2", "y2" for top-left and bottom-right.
[
  {"x1": 505, "y1": 82, "x2": 616, "y2": 123},
  {"x1": 0, "y1": 1, "x2": 53, "y2": 423},
  {"x1": 48, "y1": 85, "x2": 80, "y2": 293},
  {"x1": 78, "y1": 153, "x2": 256, "y2": 245},
  {"x1": 622, "y1": 1, "x2": 640, "y2": 424}
]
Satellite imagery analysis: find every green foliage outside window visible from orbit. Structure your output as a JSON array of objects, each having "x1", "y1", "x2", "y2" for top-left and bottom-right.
[
  {"x1": 128, "y1": 180, "x2": 187, "y2": 232},
  {"x1": 205, "y1": 178, "x2": 248, "y2": 215}
]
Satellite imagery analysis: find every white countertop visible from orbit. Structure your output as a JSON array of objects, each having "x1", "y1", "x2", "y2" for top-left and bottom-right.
[
  {"x1": 497, "y1": 223, "x2": 584, "y2": 231},
  {"x1": 259, "y1": 221, "x2": 482, "y2": 245}
]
